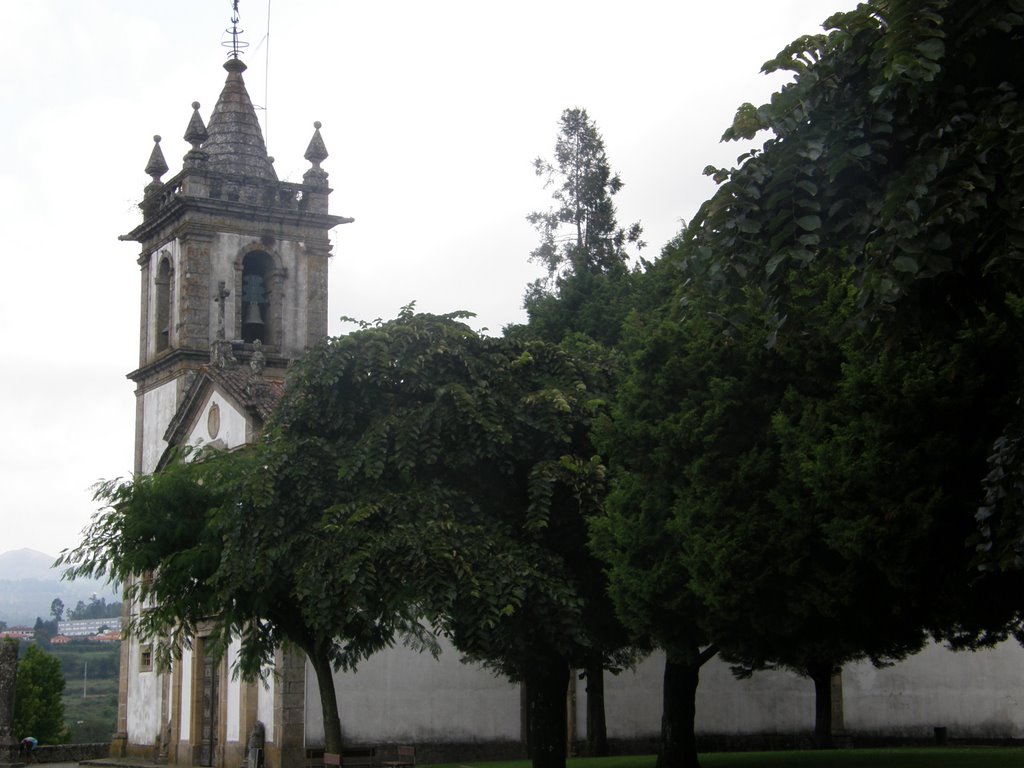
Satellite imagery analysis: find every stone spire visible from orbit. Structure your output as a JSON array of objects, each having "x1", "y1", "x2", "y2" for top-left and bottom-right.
[
  {"x1": 183, "y1": 101, "x2": 209, "y2": 169},
  {"x1": 201, "y1": 58, "x2": 277, "y2": 181},
  {"x1": 303, "y1": 121, "x2": 330, "y2": 189},
  {"x1": 141, "y1": 135, "x2": 169, "y2": 216},
  {"x1": 144, "y1": 135, "x2": 169, "y2": 185}
]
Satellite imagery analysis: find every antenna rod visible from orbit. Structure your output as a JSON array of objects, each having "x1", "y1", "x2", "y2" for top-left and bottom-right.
[
  {"x1": 223, "y1": 0, "x2": 249, "y2": 60},
  {"x1": 265, "y1": 0, "x2": 271, "y2": 148}
]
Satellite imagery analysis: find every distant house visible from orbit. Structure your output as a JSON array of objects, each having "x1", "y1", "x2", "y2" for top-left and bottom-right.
[
  {"x1": 58, "y1": 617, "x2": 122, "y2": 638},
  {"x1": 0, "y1": 627, "x2": 34, "y2": 641}
]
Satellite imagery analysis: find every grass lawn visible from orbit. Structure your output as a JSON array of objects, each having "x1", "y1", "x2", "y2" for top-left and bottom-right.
[{"x1": 427, "y1": 748, "x2": 1023, "y2": 768}]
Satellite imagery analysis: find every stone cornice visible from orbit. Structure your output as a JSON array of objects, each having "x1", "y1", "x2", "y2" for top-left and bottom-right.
[
  {"x1": 122, "y1": 170, "x2": 352, "y2": 247},
  {"x1": 128, "y1": 345, "x2": 293, "y2": 388},
  {"x1": 127, "y1": 347, "x2": 210, "y2": 387}
]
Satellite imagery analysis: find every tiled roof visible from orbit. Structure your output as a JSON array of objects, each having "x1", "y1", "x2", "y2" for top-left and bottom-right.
[
  {"x1": 206, "y1": 366, "x2": 285, "y2": 422},
  {"x1": 202, "y1": 59, "x2": 277, "y2": 181},
  {"x1": 161, "y1": 363, "x2": 285, "y2": 454}
]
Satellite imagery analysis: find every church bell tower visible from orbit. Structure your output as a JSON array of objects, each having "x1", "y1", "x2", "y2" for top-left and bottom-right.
[
  {"x1": 114, "y1": 10, "x2": 352, "y2": 766},
  {"x1": 121, "y1": 46, "x2": 351, "y2": 475}
]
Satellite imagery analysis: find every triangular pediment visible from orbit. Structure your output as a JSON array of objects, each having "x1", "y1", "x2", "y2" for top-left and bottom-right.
[{"x1": 158, "y1": 366, "x2": 284, "y2": 469}]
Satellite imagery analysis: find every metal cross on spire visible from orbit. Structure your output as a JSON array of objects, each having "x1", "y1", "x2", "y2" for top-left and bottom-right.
[{"x1": 223, "y1": 0, "x2": 249, "y2": 59}]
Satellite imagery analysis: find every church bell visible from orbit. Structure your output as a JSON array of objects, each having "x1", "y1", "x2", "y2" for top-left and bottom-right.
[{"x1": 244, "y1": 301, "x2": 264, "y2": 326}]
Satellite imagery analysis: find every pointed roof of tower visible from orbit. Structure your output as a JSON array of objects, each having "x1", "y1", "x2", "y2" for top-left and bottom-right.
[{"x1": 201, "y1": 58, "x2": 277, "y2": 181}]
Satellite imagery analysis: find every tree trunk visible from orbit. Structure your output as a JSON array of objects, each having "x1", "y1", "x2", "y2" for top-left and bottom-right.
[
  {"x1": 584, "y1": 653, "x2": 609, "y2": 757},
  {"x1": 307, "y1": 643, "x2": 344, "y2": 757},
  {"x1": 525, "y1": 651, "x2": 570, "y2": 768},
  {"x1": 808, "y1": 661, "x2": 835, "y2": 750},
  {"x1": 656, "y1": 647, "x2": 716, "y2": 768}
]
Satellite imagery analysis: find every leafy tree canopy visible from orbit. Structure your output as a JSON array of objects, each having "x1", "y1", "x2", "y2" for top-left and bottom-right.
[
  {"x1": 15, "y1": 644, "x2": 67, "y2": 744},
  {"x1": 688, "y1": 0, "x2": 1024, "y2": 332},
  {"x1": 62, "y1": 309, "x2": 618, "y2": 768},
  {"x1": 523, "y1": 108, "x2": 645, "y2": 346},
  {"x1": 275, "y1": 309, "x2": 621, "y2": 768},
  {"x1": 594, "y1": 1, "x2": 1024, "y2": 763}
]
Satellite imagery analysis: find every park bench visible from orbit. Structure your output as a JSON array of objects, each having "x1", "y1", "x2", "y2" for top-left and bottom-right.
[
  {"x1": 307, "y1": 744, "x2": 414, "y2": 768},
  {"x1": 378, "y1": 745, "x2": 415, "y2": 768}
]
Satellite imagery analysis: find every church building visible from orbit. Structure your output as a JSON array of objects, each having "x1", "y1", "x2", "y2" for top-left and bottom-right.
[
  {"x1": 114, "y1": 20, "x2": 1024, "y2": 768},
  {"x1": 116, "y1": 39, "x2": 351, "y2": 768}
]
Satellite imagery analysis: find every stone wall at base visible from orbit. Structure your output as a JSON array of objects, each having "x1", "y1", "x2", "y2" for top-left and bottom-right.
[{"x1": 31, "y1": 743, "x2": 111, "y2": 763}]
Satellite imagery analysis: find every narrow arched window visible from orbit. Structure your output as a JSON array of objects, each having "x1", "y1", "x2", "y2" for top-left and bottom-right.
[
  {"x1": 155, "y1": 257, "x2": 171, "y2": 352},
  {"x1": 241, "y1": 251, "x2": 273, "y2": 344}
]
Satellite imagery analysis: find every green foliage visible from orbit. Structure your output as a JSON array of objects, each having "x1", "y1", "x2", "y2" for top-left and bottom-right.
[
  {"x1": 269, "y1": 309, "x2": 616, "y2": 679},
  {"x1": 648, "y1": 0, "x2": 1024, "y2": 653},
  {"x1": 66, "y1": 596, "x2": 120, "y2": 621},
  {"x1": 62, "y1": 309, "x2": 615, "y2": 765},
  {"x1": 50, "y1": 642, "x2": 121, "y2": 679},
  {"x1": 596, "y1": 5, "x2": 1024, "y2": 755},
  {"x1": 523, "y1": 108, "x2": 645, "y2": 346},
  {"x1": 61, "y1": 449, "x2": 249, "y2": 669},
  {"x1": 50, "y1": 642, "x2": 120, "y2": 742},
  {"x1": 32, "y1": 617, "x2": 57, "y2": 646},
  {"x1": 63, "y1": 675, "x2": 118, "y2": 743},
  {"x1": 689, "y1": 0, "x2": 1024, "y2": 328},
  {"x1": 15, "y1": 644, "x2": 67, "y2": 743}
]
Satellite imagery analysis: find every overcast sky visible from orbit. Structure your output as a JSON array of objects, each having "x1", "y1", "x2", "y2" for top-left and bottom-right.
[{"x1": 0, "y1": 0, "x2": 840, "y2": 559}]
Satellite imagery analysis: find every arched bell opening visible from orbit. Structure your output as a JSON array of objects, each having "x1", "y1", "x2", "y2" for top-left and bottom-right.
[
  {"x1": 240, "y1": 251, "x2": 273, "y2": 345},
  {"x1": 155, "y1": 256, "x2": 172, "y2": 353}
]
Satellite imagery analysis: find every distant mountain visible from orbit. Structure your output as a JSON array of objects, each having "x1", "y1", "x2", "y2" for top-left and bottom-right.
[
  {"x1": 0, "y1": 549, "x2": 119, "y2": 628},
  {"x1": 0, "y1": 548, "x2": 61, "y2": 580}
]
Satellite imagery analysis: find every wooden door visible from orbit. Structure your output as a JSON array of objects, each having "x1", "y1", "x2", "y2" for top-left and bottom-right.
[{"x1": 197, "y1": 648, "x2": 219, "y2": 766}]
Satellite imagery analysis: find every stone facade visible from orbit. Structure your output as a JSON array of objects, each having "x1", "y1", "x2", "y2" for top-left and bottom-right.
[
  {"x1": 118, "y1": 33, "x2": 1024, "y2": 768},
  {"x1": 0, "y1": 639, "x2": 18, "y2": 762},
  {"x1": 119, "y1": 51, "x2": 350, "y2": 768}
]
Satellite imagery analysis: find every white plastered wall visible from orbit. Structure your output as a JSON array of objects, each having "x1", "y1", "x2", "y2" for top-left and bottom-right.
[
  {"x1": 602, "y1": 641, "x2": 1024, "y2": 740},
  {"x1": 843, "y1": 640, "x2": 1024, "y2": 738},
  {"x1": 180, "y1": 646, "x2": 193, "y2": 741},
  {"x1": 126, "y1": 634, "x2": 162, "y2": 745},
  {"x1": 141, "y1": 380, "x2": 179, "y2": 474},
  {"x1": 305, "y1": 639, "x2": 520, "y2": 746},
  {"x1": 227, "y1": 639, "x2": 243, "y2": 743},
  {"x1": 258, "y1": 667, "x2": 276, "y2": 741},
  {"x1": 185, "y1": 391, "x2": 250, "y2": 451},
  {"x1": 599, "y1": 651, "x2": 812, "y2": 740}
]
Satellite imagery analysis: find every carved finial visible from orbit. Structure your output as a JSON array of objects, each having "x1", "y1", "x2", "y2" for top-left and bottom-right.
[
  {"x1": 183, "y1": 102, "x2": 209, "y2": 169},
  {"x1": 303, "y1": 122, "x2": 330, "y2": 188},
  {"x1": 184, "y1": 102, "x2": 209, "y2": 149},
  {"x1": 142, "y1": 136, "x2": 170, "y2": 217},
  {"x1": 223, "y1": 0, "x2": 249, "y2": 61},
  {"x1": 304, "y1": 122, "x2": 328, "y2": 166},
  {"x1": 144, "y1": 135, "x2": 169, "y2": 183}
]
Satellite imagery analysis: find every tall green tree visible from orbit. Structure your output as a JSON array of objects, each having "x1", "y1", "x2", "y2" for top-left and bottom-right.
[
  {"x1": 681, "y1": 0, "x2": 1024, "y2": 660},
  {"x1": 62, "y1": 438, "x2": 434, "y2": 760},
  {"x1": 64, "y1": 310, "x2": 616, "y2": 768},
  {"x1": 14, "y1": 644, "x2": 67, "y2": 744},
  {"x1": 596, "y1": 2, "x2": 1024, "y2": 763},
  {"x1": 523, "y1": 107, "x2": 644, "y2": 347},
  {"x1": 272, "y1": 310, "x2": 617, "y2": 768},
  {"x1": 589, "y1": 254, "x2": 719, "y2": 768},
  {"x1": 520, "y1": 107, "x2": 646, "y2": 756}
]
